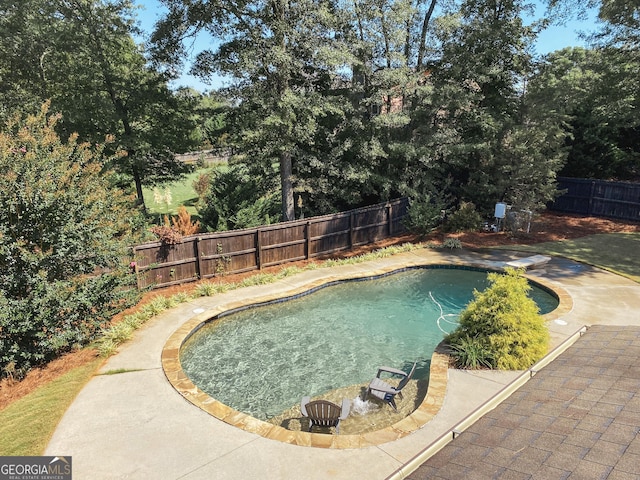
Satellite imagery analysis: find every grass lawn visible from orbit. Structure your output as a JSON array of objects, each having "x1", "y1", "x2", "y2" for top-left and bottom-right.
[
  {"x1": 499, "y1": 232, "x2": 640, "y2": 283},
  {"x1": 142, "y1": 168, "x2": 207, "y2": 219},
  {"x1": 0, "y1": 357, "x2": 102, "y2": 455}
]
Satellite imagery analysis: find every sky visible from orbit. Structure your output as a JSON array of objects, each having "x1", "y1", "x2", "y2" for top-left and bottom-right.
[{"x1": 135, "y1": 0, "x2": 601, "y2": 92}]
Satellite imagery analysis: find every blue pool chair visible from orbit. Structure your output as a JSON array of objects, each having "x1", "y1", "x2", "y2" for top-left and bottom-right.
[
  {"x1": 366, "y1": 361, "x2": 417, "y2": 411},
  {"x1": 300, "y1": 396, "x2": 351, "y2": 434}
]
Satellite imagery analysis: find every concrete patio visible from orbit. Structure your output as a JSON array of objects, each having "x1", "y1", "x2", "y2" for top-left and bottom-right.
[{"x1": 45, "y1": 248, "x2": 640, "y2": 479}]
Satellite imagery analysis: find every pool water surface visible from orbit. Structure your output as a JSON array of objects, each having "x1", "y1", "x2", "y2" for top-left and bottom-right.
[{"x1": 180, "y1": 268, "x2": 558, "y2": 420}]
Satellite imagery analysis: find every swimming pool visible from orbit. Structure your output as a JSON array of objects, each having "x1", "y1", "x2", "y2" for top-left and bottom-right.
[{"x1": 179, "y1": 267, "x2": 558, "y2": 420}]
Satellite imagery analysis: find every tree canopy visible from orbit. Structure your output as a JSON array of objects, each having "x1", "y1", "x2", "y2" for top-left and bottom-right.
[
  {"x1": 152, "y1": 0, "x2": 636, "y2": 226},
  {"x1": 0, "y1": 0, "x2": 201, "y2": 209}
]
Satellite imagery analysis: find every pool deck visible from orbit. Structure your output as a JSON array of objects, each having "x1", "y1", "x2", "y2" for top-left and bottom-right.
[{"x1": 45, "y1": 248, "x2": 640, "y2": 479}]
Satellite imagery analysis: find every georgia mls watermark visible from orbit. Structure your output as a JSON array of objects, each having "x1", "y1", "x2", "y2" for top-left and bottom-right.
[{"x1": 0, "y1": 456, "x2": 71, "y2": 480}]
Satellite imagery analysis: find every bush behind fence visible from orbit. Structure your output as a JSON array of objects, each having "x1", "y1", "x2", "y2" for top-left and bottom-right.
[{"x1": 133, "y1": 198, "x2": 409, "y2": 289}]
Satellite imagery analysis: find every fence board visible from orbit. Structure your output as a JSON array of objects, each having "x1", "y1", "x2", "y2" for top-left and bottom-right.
[
  {"x1": 550, "y1": 177, "x2": 640, "y2": 221},
  {"x1": 199, "y1": 230, "x2": 258, "y2": 279},
  {"x1": 133, "y1": 198, "x2": 409, "y2": 289}
]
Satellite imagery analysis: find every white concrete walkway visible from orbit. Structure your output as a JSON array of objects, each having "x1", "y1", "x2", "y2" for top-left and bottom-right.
[{"x1": 45, "y1": 249, "x2": 640, "y2": 479}]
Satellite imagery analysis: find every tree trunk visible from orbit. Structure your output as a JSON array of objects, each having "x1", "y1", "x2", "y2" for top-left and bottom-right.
[
  {"x1": 132, "y1": 163, "x2": 146, "y2": 211},
  {"x1": 280, "y1": 151, "x2": 295, "y2": 221},
  {"x1": 80, "y1": 1, "x2": 148, "y2": 210},
  {"x1": 417, "y1": 0, "x2": 438, "y2": 70},
  {"x1": 271, "y1": 0, "x2": 295, "y2": 222}
]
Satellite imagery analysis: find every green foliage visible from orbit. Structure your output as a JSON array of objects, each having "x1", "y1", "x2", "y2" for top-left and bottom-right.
[
  {"x1": 152, "y1": 0, "x2": 351, "y2": 221},
  {"x1": 448, "y1": 335, "x2": 494, "y2": 369},
  {"x1": 0, "y1": 105, "x2": 142, "y2": 378},
  {"x1": 198, "y1": 164, "x2": 281, "y2": 231},
  {"x1": 195, "y1": 92, "x2": 230, "y2": 149},
  {"x1": 238, "y1": 273, "x2": 278, "y2": 287},
  {"x1": 404, "y1": 196, "x2": 445, "y2": 234},
  {"x1": 531, "y1": 47, "x2": 639, "y2": 180},
  {"x1": 95, "y1": 292, "x2": 192, "y2": 357},
  {"x1": 3, "y1": 0, "x2": 637, "y2": 228},
  {"x1": 442, "y1": 238, "x2": 463, "y2": 249},
  {"x1": 231, "y1": 195, "x2": 281, "y2": 229},
  {"x1": 444, "y1": 202, "x2": 483, "y2": 233},
  {"x1": 0, "y1": 0, "x2": 201, "y2": 209},
  {"x1": 447, "y1": 268, "x2": 549, "y2": 370},
  {"x1": 423, "y1": 0, "x2": 566, "y2": 214},
  {"x1": 214, "y1": 243, "x2": 231, "y2": 276}
]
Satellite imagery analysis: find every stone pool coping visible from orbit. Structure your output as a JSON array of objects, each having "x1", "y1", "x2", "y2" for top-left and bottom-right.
[{"x1": 161, "y1": 259, "x2": 573, "y2": 449}]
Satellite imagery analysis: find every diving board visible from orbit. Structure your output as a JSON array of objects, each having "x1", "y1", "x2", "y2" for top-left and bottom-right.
[{"x1": 505, "y1": 255, "x2": 551, "y2": 270}]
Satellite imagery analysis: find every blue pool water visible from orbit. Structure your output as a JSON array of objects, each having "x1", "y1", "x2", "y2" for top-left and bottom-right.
[{"x1": 180, "y1": 267, "x2": 558, "y2": 420}]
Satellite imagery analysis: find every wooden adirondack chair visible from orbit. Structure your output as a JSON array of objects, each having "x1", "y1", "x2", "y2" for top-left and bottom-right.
[
  {"x1": 366, "y1": 361, "x2": 417, "y2": 411},
  {"x1": 300, "y1": 396, "x2": 351, "y2": 434}
]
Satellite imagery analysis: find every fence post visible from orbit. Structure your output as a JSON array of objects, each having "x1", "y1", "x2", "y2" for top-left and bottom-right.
[
  {"x1": 256, "y1": 228, "x2": 262, "y2": 270},
  {"x1": 588, "y1": 181, "x2": 596, "y2": 216},
  {"x1": 349, "y1": 212, "x2": 355, "y2": 249},
  {"x1": 195, "y1": 237, "x2": 203, "y2": 280},
  {"x1": 305, "y1": 221, "x2": 311, "y2": 260},
  {"x1": 386, "y1": 202, "x2": 392, "y2": 236},
  {"x1": 132, "y1": 246, "x2": 142, "y2": 290}
]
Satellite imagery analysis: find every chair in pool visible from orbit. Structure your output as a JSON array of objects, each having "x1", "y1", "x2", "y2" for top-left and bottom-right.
[
  {"x1": 366, "y1": 361, "x2": 417, "y2": 411},
  {"x1": 300, "y1": 396, "x2": 351, "y2": 434}
]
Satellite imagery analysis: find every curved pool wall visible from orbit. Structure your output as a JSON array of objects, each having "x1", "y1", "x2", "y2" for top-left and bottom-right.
[{"x1": 162, "y1": 260, "x2": 573, "y2": 449}]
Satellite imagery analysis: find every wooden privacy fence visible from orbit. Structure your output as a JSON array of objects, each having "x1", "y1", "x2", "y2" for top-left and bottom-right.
[
  {"x1": 133, "y1": 198, "x2": 409, "y2": 289},
  {"x1": 550, "y1": 177, "x2": 640, "y2": 222}
]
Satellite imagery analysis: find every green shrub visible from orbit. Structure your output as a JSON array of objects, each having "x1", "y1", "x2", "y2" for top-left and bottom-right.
[
  {"x1": 0, "y1": 106, "x2": 142, "y2": 378},
  {"x1": 198, "y1": 164, "x2": 281, "y2": 231},
  {"x1": 170, "y1": 292, "x2": 191, "y2": 304},
  {"x1": 194, "y1": 281, "x2": 228, "y2": 296},
  {"x1": 139, "y1": 296, "x2": 171, "y2": 317},
  {"x1": 123, "y1": 312, "x2": 147, "y2": 329},
  {"x1": 96, "y1": 338, "x2": 118, "y2": 358},
  {"x1": 239, "y1": 273, "x2": 276, "y2": 287},
  {"x1": 403, "y1": 196, "x2": 445, "y2": 234},
  {"x1": 192, "y1": 172, "x2": 212, "y2": 199},
  {"x1": 277, "y1": 266, "x2": 304, "y2": 278},
  {"x1": 444, "y1": 202, "x2": 483, "y2": 233},
  {"x1": 103, "y1": 321, "x2": 135, "y2": 345},
  {"x1": 442, "y1": 238, "x2": 462, "y2": 249},
  {"x1": 446, "y1": 268, "x2": 549, "y2": 370}
]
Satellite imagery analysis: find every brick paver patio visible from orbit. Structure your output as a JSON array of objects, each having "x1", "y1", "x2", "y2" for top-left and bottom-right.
[{"x1": 408, "y1": 325, "x2": 640, "y2": 479}]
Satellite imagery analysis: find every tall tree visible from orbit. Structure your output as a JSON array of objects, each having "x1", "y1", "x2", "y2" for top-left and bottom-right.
[
  {"x1": 529, "y1": 47, "x2": 639, "y2": 180},
  {"x1": 593, "y1": 0, "x2": 640, "y2": 179},
  {"x1": 533, "y1": 0, "x2": 639, "y2": 180},
  {"x1": 299, "y1": 0, "x2": 442, "y2": 210},
  {"x1": 0, "y1": 0, "x2": 200, "y2": 209},
  {"x1": 152, "y1": 0, "x2": 349, "y2": 221},
  {"x1": 424, "y1": 0, "x2": 565, "y2": 213}
]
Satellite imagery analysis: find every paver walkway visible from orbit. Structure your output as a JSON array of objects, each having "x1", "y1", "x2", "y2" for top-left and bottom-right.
[{"x1": 407, "y1": 325, "x2": 640, "y2": 480}]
